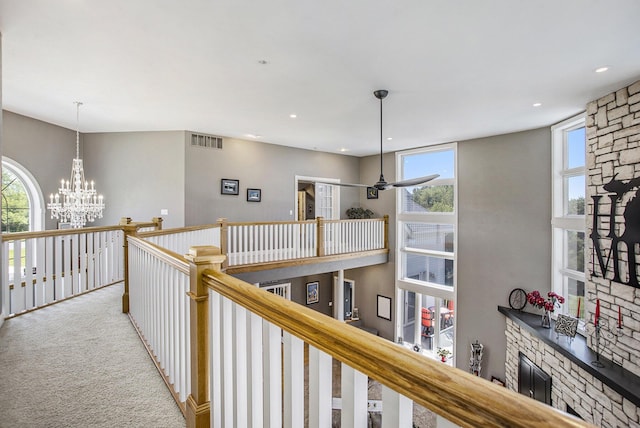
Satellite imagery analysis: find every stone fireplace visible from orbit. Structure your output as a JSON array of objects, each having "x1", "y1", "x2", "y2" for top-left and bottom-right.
[{"x1": 503, "y1": 79, "x2": 640, "y2": 427}]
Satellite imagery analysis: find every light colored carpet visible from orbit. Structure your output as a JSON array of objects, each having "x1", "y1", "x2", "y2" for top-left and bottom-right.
[{"x1": 0, "y1": 283, "x2": 185, "y2": 428}]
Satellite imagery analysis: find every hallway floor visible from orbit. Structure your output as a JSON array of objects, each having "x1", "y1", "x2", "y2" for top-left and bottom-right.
[{"x1": 0, "y1": 284, "x2": 184, "y2": 428}]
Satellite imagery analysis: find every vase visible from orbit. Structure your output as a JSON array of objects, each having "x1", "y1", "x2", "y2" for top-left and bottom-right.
[{"x1": 541, "y1": 310, "x2": 551, "y2": 329}]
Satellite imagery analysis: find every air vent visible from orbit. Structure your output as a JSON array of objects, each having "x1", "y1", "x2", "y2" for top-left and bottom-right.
[{"x1": 190, "y1": 132, "x2": 223, "y2": 149}]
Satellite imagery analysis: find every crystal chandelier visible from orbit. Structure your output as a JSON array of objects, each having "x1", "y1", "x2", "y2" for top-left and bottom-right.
[{"x1": 47, "y1": 102, "x2": 105, "y2": 228}]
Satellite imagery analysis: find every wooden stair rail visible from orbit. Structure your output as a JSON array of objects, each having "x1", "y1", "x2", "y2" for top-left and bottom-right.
[{"x1": 201, "y1": 268, "x2": 591, "y2": 428}]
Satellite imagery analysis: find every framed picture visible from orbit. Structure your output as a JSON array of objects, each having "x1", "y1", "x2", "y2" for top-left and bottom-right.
[
  {"x1": 247, "y1": 188, "x2": 261, "y2": 202},
  {"x1": 377, "y1": 295, "x2": 391, "y2": 321},
  {"x1": 367, "y1": 186, "x2": 378, "y2": 199},
  {"x1": 221, "y1": 178, "x2": 239, "y2": 195},
  {"x1": 306, "y1": 281, "x2": 319, "y2": 305}
]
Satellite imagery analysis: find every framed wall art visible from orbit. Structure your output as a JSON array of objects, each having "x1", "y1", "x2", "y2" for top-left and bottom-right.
[
  {"x1": 367, "y1": 187, "x2": 379, "y2": 199},
  {"x1": 377, "y1": 295, "x2": 391, "y2": 321},
  {"x1": 247, "y1": 188, "x2": 261, "y2": 202},
  {"x1": 306, "y1": 281, "x2": 319, "y2": 305},
  {"x1": 221, "y1": 178, "x2": 239, "y2": 195}
]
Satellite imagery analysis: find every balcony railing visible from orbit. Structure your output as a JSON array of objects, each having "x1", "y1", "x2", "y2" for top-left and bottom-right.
[
  {"x1": 2, "y1": 219, "x2": 590, "y2": 427},
  {"x1": 1, "y1": 218, "x2": 162, "y2": 317}
]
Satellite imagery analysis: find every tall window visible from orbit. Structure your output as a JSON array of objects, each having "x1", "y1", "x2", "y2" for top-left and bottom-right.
[
  {"x1": 2, "y1": 168, "x2": 30, "y2": 233},
  {"x1": 2, "y1": 157, "x2": 45, "y2": 233},
  {"x1": 551, "y1": 114, "x2": 586, "y2": 322},
  {"x1": 396, "y1": 144, "x2": 457, "y2": 362}
]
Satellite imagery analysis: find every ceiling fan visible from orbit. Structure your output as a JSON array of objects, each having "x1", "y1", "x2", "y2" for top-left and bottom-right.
[{"x1": 317, "y1": 90, "x2": 439, "y2": 191}]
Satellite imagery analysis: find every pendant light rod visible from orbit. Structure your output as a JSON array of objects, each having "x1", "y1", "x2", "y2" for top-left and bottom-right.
[
  {"x1": 373, "y1": 90, "x2": 388, "y2": 182},
  {"x1": 74, "y1": 101, "x2": 83, "y2": 159}
]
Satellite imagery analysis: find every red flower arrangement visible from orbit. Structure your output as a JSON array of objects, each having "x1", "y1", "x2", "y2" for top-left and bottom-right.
[{"x1": 526, "y1": 290, "x2": 565, "y2": 312}]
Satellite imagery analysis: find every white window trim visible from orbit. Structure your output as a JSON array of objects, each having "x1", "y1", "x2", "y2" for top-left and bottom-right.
[
  {"x1": 394, "y1": 143, "x2": 458, "y2": 359},
  {"x1": 551, "y1": 113, "x2": 586, "y2": 321}
]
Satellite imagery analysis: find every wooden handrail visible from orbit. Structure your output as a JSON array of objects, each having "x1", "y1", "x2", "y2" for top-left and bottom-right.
[
  {"x1": 202, "y1": 269, "x2": 591, "y2": 428},
  {"x1": 1, "y1": 224, "x2": 124, "y2": 241},
  {"x1": 137, "y1": 223, "x2": 220, "y2": 238},
  {"x1": 225, "y1": 219, "x2": 317, "y2": 226},
  {"x1": 127, "y1": 236, "x2": 190, "y2": 274}
]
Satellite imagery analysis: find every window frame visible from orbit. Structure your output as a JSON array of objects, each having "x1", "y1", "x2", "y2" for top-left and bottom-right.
[
  {"x1": 395, "y1": 143, "x2": 457, "y2": 360},
  {"x1": 551, "y1": 114, "x2": 586, "y2": 324}
]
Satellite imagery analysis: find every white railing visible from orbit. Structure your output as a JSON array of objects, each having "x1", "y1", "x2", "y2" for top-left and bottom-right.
[
  {"x1": 225, "y1": 221, "x2": 316, "y2": 266},
  {"x1": 139, "y1": 225, "x2": 220, "y2": 256},
  {"x1": 203, "y1": 268, "x2": 590, "y2": 428},
  {"x1": 2, "y1": 227, "x2": 124, "y2": 316},
  {"x1": 223, "y1": 217, "x2": 387, "y2": 267},
  {"x1": 322, "y1": 218, "x2": 385, "y2": 256},
  {"x1": 209, "y1": 289, "x2": 396, "y2": 427},
  {"x1": 127, "y1": 236, "x2": 191, "y2": 406}
]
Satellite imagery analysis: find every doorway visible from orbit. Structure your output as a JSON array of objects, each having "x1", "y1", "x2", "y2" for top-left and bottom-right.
[
  {"x1": 334, "y1": 276, "x2": 355, "y2": 319},
  {"x1": 294, "y1": 176, "x2": 340, "y2": 221}
]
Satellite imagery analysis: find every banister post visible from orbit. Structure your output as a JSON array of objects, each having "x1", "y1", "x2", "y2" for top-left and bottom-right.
[
  {"x1": 119, "y1": 217, "x2": 137, "y2": 313},
  {"x1": 217, "y1": 218, "x2": 228, "y2": 270},
  {"x1": 151, "y1": 217, "x2": 163, "y2": 230},
  {"x1": 316, "y1": 217, "x2": 325, "y2": 257},
  {"x1": 184, "y1": 245, "x2": 226, "y2": 428},
  {"x1": 383, "y1": 215, "x2": 389, "y2": 250}
]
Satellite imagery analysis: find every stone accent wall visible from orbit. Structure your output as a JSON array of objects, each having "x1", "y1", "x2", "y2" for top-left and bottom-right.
[
  {"x1": 586, "y1": 80, "x2": 640, "y2": 375},
  {"x1": 505, "y1": 318, "x2": 639, "y2": 426}
]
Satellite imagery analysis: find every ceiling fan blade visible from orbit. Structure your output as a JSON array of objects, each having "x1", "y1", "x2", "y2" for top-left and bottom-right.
[
  {"x1": 313, "y1": 180, "x2": 370, "y2": 188},
  {"x1": 387, "y1": 174, "x2": 440, "y2": 188}
]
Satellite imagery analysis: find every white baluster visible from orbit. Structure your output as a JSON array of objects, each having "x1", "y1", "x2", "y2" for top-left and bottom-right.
[
  {"x1": 249, "y1": 312, "x2": 264, "y2": 427},
  {"x1": 283, "y1": 332, "x2": 304, "y2": 428},
  {"x1": 381, "y1": 384, "x2": 413, "y2": 427},
  {"x1": 341, "y1": 364, "x2": 368, "y2": 428},
  {"x1": 235, "y1": 305, "x2": 248, "y2": 428},
  {"x1": 308, "y1": 346, "x2": 332, "y2": 428},
  {"x1": 263, "y1": 321, "x2": 282, "y2": 428}
]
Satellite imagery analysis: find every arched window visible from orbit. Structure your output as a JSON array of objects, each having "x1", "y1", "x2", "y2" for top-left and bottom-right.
[{"x1": 1, "y1": 157, "x2": 45, "y2": 232}]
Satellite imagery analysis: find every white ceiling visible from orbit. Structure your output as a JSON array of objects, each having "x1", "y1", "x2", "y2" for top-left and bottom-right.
[{"x1": 1, "y1": 0, "x2": 640, "y2": 157}]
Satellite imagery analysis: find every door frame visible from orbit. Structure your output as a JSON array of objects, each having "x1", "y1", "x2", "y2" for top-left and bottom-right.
[{"x1": 294, "y1": 175, "x2": 340, "y2": 221}]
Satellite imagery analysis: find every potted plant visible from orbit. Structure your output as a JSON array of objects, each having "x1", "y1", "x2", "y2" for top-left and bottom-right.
[
  {"x1": 437, "y1": 347, "x2": 451, "y2": 362},
  {"x1": 345, "y1": 207, "x2": 374, "y2": 219},
  {"x1": 526, "y1": 290, "x2": 564, "y2": 328}
]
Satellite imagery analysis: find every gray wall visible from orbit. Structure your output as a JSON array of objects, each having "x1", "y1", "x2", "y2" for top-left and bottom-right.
[
  {"x1": 83, "y1": 131, "x2": 186, "y2": 228},
  {"x1": 347, "y1": 128, "x2": 552, "y2": 381},
  {"x1": 345, "y1": 152, "x2": 397, "y2": 340},
  {"x1": 1, "y1": 104, "x2": 552, "y2": 381},
  {"x1": 457, "y1": 127, "x2": 551, "y2": 380},
  {"x1": 185, "y1": 136, "x2": 360, "y2": 225},
  {"x1": 2, "y1": 111, "x2": 77, "y2": 230}
]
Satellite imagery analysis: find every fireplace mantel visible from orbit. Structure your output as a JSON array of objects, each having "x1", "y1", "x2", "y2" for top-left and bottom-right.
[{"x1": 498, "y1": 306, "x2": 640, "y2": 407}]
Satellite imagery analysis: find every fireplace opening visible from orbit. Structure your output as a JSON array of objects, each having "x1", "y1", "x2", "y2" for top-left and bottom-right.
[{"x1": 518, "y1": 352, "x2": 552, "y2": 405}]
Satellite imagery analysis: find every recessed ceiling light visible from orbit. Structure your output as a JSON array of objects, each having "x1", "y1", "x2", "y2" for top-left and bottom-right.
[
  {"x1": 387, "y1": 137, "x2": 393, "y2": 141},
  {"x1": 245, "y1": 134, "x2": 262, "y2": 139},
  {"x1": 533, "y1": 102, "x2": 542, "y2": 107},
  {"x1": 595, "y1": 67, "x2": 609, "y2": 73},
  {"x1": 289, "y1": 114, "x2": 297, "y2": 119},
  {"x1": 339, "y1": 148, "x2": 348, "y2": 152}
]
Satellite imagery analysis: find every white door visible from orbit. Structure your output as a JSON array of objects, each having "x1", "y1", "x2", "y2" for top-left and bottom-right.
[
  {"x1": 314, "y1": 182, "x2": 339, "y2": 220},
  {"x1": 294, "y1": 176, "x2": 340, "y2": 221}
]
